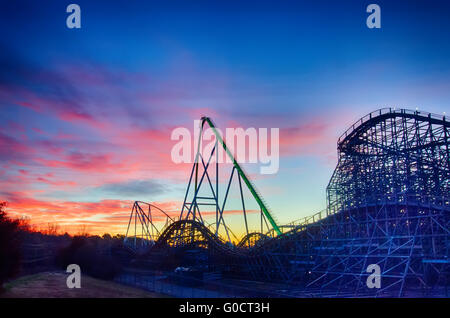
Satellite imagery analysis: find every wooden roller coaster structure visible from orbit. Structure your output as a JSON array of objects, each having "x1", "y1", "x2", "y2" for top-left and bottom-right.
[{"x1": 123, "y1": 109, "x2": 449, "y2": 297}]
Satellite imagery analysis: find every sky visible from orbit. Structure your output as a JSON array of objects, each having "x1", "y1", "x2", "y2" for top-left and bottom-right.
[{"x1": 0, "y1": 0, "x2": 449, "y2": 236}]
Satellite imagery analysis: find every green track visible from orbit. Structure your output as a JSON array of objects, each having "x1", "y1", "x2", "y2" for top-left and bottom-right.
[{"x1": 202, "y1": 117, "x2": 282, "y2": 235}]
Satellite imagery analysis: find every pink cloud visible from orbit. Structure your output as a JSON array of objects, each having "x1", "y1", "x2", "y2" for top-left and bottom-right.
[
  {"x1": 35, "y1": 152, "x2": 122, "y2": 172},
  {"x1": 0, "y1": 58, "x2": 357, "y2": 237},
  {"x1": 2, "y1": 191, "x2": 186, "y2": 235}
]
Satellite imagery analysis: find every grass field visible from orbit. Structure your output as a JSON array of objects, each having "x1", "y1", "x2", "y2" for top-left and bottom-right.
[{"x1": 1, "y1": 271, "x2": 167, "y2": 298}]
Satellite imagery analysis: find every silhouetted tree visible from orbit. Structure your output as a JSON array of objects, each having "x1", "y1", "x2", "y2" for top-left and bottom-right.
[
  {"x1": 44, "y1": 223, "x2": 60, "y2": 236},
  {"x1": 0, "y1": 202, "x2": 22, "y2": 289},
  {"x1": 56, "y1": 234, "x2": 122, "y2": 280},
  {"x1": 102, "y1": 233, "x2": 112, "y2": 240},
  {"x1": 76, "y1": 224, "x2": 89, "y2": 237}
]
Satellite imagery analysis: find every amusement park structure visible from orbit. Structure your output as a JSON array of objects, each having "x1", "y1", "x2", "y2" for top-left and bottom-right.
[{"x1": 124, "y1": 108, "x2": 449, "y2": 297}]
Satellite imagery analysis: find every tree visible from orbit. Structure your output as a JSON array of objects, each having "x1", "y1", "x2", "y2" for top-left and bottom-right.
[
  {"x1": 102, "y1": 233, "x2": 112, "y2": 240},
  {"x1": 76, "y1": 224, "x2": 89, "y2": 237},
  {"x1": 45, "y1": 223, "x2": 60, "y2": 236},
  {"x1": 0, "y1": 202, "x2": 22, "y2": 289}
]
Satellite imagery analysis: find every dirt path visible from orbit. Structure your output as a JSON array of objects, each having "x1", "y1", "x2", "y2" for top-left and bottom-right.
[{"x1": 1, "y1": 271, "x2": 168, "y2": 298}]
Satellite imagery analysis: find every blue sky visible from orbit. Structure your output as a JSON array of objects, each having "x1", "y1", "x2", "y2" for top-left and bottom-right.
[{"x1": 0, "y1": 0, "x2": 449, "y2": 234}]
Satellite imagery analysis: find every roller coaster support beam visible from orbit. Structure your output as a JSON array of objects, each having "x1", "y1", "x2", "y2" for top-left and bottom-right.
[{"x1": 201, "y1": 117, "x2": 282, "y2": 235}]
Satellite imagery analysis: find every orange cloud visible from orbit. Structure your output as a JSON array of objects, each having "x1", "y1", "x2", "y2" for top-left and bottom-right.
[{"x1": 3, "y1": 192, "x2": 184, "y2": 236}]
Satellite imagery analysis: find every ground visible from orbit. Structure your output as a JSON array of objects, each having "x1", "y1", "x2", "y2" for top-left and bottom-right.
[{"x1": 0, "y1": 271, "x2": 167, "y2": 298}]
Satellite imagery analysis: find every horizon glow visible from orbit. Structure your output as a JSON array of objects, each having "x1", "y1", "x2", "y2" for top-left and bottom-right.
[{"x1": 1, "y1": 0, "x2": 449, "y2": 236}]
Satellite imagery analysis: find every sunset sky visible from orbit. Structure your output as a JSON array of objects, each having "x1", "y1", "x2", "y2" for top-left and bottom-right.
[{"x1": 1, "y1": 0, "x2": 449, "y2": 236}]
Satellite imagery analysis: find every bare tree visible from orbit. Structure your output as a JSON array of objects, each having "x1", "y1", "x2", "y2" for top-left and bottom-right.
[
  {"x1": 0, "y1": 202, "x2": 21, "y2": 287},
  {"x1": 45, "y1": 223, "x2": 60, "y2": 236},
  {"x1": 76, "y1": 224, "x2": 89, "y2": 237}
]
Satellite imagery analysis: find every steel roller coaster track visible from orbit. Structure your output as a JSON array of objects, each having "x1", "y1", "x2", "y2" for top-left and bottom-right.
[{"x1": 123, "y1": 108, "x2": 449, "y2": 297}]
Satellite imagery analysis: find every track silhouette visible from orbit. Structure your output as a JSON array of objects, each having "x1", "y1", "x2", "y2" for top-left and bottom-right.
[{"x1": 123, "y1": 108, "x2": 449, "y2": 296}]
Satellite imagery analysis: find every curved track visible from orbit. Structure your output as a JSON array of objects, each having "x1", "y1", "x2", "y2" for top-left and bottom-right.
[
  {"x1": 125, "y1": 108, "x2": 449, "y2": 296},
  {"x1": 153, "y1": 219, "x2": 247, "y2": 256}
]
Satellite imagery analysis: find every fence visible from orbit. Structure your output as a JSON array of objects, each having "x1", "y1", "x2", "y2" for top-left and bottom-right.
[{"x1": 115, "y1": 269, "x2": 293, "y2": 298}]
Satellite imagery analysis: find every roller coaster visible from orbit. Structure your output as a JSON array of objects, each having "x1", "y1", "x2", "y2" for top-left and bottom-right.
[{"x1": 124, "y1": 108, "x2": 449, "y2": 297}]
